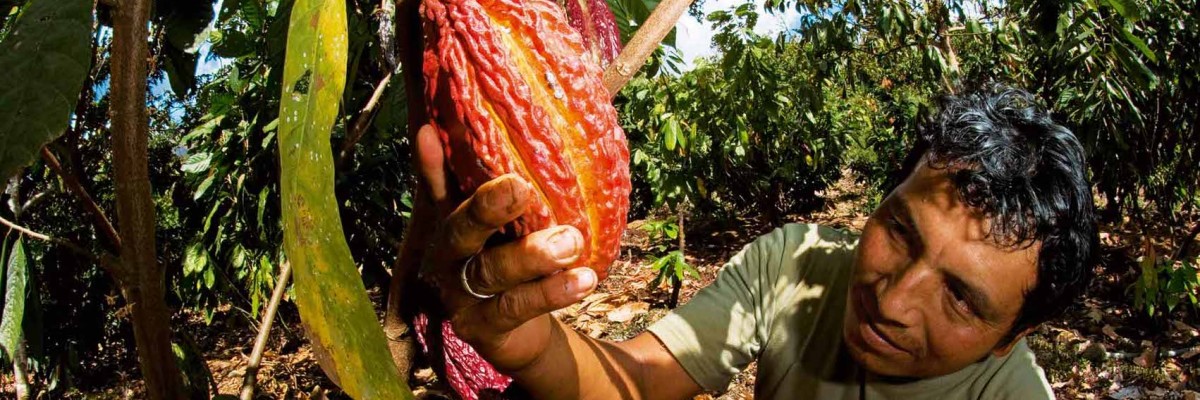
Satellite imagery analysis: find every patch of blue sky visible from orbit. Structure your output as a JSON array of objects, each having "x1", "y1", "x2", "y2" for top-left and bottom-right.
[
  {"x1": 150, "y1": 0, "x2": 230, "y2": 122},
  {"x1": 674, "y1": 0, "x2": 803, "y2": 71}
]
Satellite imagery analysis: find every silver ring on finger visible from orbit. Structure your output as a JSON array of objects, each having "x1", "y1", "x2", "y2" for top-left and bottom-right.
[{"x1": 460, "y1": 254, "x2": 495, "y2": 300}]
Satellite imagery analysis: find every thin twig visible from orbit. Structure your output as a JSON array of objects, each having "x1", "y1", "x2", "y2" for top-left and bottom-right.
[
  {"x1": 336, "y1": 71, "x2": 395, "y2": 169},
  {"x1": 18, "y1": 191, "x2": 50, "y2": 216},
  {"x1": 601, "y1": 0, "x2": 695, "y2": 96},
  {"x1": 1173, "y1": 222, "x2": 1200, "y2": 261},
  {"x1": 41, "y1": 147, "x2": 123, "y2": 251},
  {"x1": 240, "y1": 261, "x2": 293, "y2": 400},
  {"x1": 0, "y1": 214, "x2": 100, "y2": 264}
]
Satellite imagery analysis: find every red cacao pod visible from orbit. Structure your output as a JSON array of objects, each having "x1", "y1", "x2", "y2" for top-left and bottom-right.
[{"x1": 422, "y1": 0, "x2": 631, "y2": 279}]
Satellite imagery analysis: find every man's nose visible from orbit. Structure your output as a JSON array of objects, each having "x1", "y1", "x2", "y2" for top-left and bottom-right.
[{"x1": 874, "y1": 261, "x2": 935, "y2": 327}]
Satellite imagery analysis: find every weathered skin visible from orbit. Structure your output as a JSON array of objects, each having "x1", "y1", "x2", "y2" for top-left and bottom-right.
[{"x1": 422, "y1": 0, "x2": 631, "y2": 280}]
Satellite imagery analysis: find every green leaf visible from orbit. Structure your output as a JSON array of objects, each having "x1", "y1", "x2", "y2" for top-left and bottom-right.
[
  {"x1": 1118, "y1": 24, "x2": 1156, "y2": 63},
  {"x1": 202, "y1": 200, "x2": 222, "y2": 234},
  {"x1": 184, "y1": 242, "x2": 208, "y2": 276},
  {"x1": 183, "y1": 114, "x2": 226, "y2": 142},
  {"x1": 0, "y1": 0, "x2": 93, "y2": 182},
  {"x1": 212, "y1": 29, "x2": 257, "y2": 58},
  {"x1": 966, "y1": 19, "x2": 983, "y2": 34},
  {"x1": 663, "y1": 117, "x2": 679, "y2": 151},
  {"x1": 203, "y1": 268, "x2": 215, "y2": 289},
  {"x1": 606, "y1": 0, "x2": 674, "y2": 46},
  {"x1": 181, "y1": 152, "x2": 213, "y2": 174},
  {"x1": 1103, "y1": 0, "x2": 1142, "y2": 21},
  {"x1": 1, "y1": 238, "x2": 28, "y2": 359},
  {"x1": 194, "y1": 174, "x2": 217, "y2": 200},
  {"x1": 161, "y1": 46, "x2": 199, "y2": 98},
  {"x1": 157, "y1": 0, "x2": 215, "y2": 97},
  {"x1": 1113, "y1": 42, "x2": 1158, "y2": 88},
  {"x1": 277, "y1": 0, "x2": 411, "y2": 397},
  {"x1": 257, "y1": 187, "x2": 269, "y2": 228}
]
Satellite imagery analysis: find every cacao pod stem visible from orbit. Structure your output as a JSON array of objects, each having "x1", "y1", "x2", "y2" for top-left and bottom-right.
[{"x1": 601, "y1": 0, "x2": 695, "y2": 96}]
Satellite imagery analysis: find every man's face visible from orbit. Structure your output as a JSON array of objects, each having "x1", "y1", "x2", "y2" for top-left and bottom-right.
[{"x1": 842, "y1": 161, "x2": 1040, "y2": 378}]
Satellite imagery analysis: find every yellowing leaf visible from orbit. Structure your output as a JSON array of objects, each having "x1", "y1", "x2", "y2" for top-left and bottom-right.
[{"x1": 277, "y1": 0, "x2": 410, "y2": 397}]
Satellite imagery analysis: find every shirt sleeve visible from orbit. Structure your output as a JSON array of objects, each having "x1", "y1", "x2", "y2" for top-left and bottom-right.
[{"x1": 646, "y1": 226, "x2": 793, "y2": 392}]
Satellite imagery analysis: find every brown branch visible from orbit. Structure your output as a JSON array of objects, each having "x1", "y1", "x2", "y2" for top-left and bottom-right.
[
  {"x1": 239, "y1": 261, "x2": 293, "y2": 400},
  {"x1": 602, "y1": 0, "x2": 695, "y2": 97},
  {"x1": 336, "y1": 71, "x2": 395, "y2": 169},
  {"x1": 18, "y1": 191, "x2": 50, "y2": 216},
  {"x1": 0, "y1": 214, "x2": 104, "y2": 266},
  {"x1": 41, "y1": 147, "x2": 122, "y2": 251}
]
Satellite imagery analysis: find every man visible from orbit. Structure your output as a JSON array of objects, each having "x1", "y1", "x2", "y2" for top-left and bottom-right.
[{"x1": 411, "y1": 85, "x2": 1098, "y2": 399}]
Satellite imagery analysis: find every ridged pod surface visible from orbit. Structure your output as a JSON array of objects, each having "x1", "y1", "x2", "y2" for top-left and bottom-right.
[{"x1": 422, "y1": 0, "x2": 631, "y2": 279}]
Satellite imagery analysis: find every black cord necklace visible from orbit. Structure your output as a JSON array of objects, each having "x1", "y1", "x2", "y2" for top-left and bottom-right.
[{"x1": 859, "y1": 369, "x2": 867, "y2": 400}]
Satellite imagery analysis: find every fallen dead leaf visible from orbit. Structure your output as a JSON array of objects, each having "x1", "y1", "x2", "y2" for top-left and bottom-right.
[
  {"x1": 1172, "y1": 321, "x2": 1198, "y2": 337},
  {"x1": 1133, "y1": 341, "x2": 1156, "y2": 368},
  {"x1": 607, "y1": 301, "x2": 650, "y2": 323},
  {"x1": 1102, "y1": 325, "x2": 1120, "y2": 341},
  {"x1": 585, "y1": 321, "x2": 606, "y2": 338}
]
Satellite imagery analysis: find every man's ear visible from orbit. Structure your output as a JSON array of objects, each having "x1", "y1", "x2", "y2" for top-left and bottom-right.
[{"x1": 993, "y1": 326, "x2": 1037, "y2": 357}]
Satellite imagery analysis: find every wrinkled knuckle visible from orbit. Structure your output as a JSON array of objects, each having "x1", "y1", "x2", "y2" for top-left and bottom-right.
[
  {"x1": 472, "y1": 254, "x2": 502, "y2": 292},
  {"x1": 496, "y1": 292, "x2": 528, "y2": 321}
]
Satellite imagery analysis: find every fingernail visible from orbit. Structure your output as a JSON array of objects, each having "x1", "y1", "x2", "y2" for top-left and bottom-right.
[
  {"x1": 548, "y1": 226, "x2": 581, "y2": 261},
  {"x1": 567, "y1": 268, "x2": 596, "y2": 294}
]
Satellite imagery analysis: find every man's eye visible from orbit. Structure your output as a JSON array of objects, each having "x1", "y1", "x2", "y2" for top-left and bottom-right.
[
  {"x1": 947, "y1": 286, "x2": 975, "y2": 316},
  {"x1": 887, "y1": 217, "x2": 909, "y2": 237}
]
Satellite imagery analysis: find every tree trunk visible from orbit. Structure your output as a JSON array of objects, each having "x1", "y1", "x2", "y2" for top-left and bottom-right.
[
  {"x1": 110, "y1": 0, "x2": 185, "y2": 398},
  {"x1": 383, "y1": 0, "x2": 428, "y2": 379}
]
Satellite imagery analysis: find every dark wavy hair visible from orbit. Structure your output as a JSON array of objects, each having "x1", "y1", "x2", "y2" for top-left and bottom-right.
[{"x1": 893, "y1": 85, "x2": 1099, "y2": 343}]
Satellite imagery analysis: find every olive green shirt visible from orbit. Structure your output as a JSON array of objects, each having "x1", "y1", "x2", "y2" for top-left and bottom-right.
[{"x1": 647, "y1": 223, "x2": 1054, "y2": 399}]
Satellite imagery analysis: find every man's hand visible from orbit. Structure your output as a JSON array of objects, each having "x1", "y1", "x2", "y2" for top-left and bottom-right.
[
  {"x1": 409, "y1": 125, "x2": 700, "y2": 399},
  {"x1": 412, "y1": 125, "x2": 599, "y2": 373}
]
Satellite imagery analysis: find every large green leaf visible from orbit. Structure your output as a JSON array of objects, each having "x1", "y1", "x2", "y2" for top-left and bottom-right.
[
  {"x1": 156, "y1": 0, "x2": 217, "y2": 97},
  {"x1": 277, "y1": 0, "x2": 411, "y2": 398},
  {"x1": 1, "y1": 238, "x2": 27, "y2": 359},
  {"x1": 606, "y1": 0, "x2": 675, "y2": 46},
  {"x1": 0, "y1": 0, "x2": 92, "y2": 182}
]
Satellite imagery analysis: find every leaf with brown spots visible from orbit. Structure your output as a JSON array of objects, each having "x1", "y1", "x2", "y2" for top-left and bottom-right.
[{"x1": 278, "y1": 0, "x2": 411, "y2": 397}]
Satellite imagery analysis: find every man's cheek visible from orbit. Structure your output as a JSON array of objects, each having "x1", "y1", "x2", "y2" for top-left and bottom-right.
[{"x1": 856, "y1": 227, "x2": 898, "y2": 279}]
